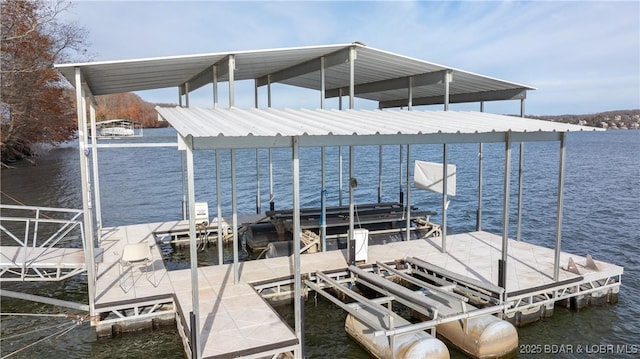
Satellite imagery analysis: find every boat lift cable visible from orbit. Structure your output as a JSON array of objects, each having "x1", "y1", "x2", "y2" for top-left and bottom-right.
[
  {"x1": 0, "y1": 191, "x2": 53, "y2": 219},
  {"x1": 0, "y1": 318, "x2": 86, "y2": 359},
  {"x1": 0, "y1": 320, "x2": 72, "y2": 342}
]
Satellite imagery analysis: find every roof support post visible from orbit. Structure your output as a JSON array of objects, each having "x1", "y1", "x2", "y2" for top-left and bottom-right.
[
  {"x1": 520, "y1": 98, "x2": 526, "y2": 117},
  {"x1": 89, "y1": 101, "x2": 102, "y2": 243},
  {"x1": 254, "y1": 82, "x2": 261, "y2": 214},
  {"x1": 405, "y1": 144, "x2": 412, "y2": 241},
  {"x1": 228, "y1": 55, "x2": 236, "y2": 108},
  {"x1": 185, "y1": 135, "x2": 201, "y2": 359},
  {"x1": 216, "y1": 150, "x2": 223, "y2": 265},
  {"x1": 321, "y1": 146, "x2": 327, "y2": 251},
  {"x1": 231, "y1": 149, "x2": 239, "y2": 283},
  {"x1": 255, "y1": 148, "x2": 261, "y2": 214},
  {"x1": 74, "y1": 67, "x2": 96, "y2": 320},
  {"x1": 553, "y1": 133, "x2": 567, "y2": 281},
  {"x1": 339, "y1": 146, "x2": 343, "y2": 206},
  {"x1": 338, "y1": 88, "x2": 343, "y2": 110},
  {"x1": 444, "y1": 70, "x2": 452, "y2": 111},
  {"x1": 516, "y1": 142, "x2": 524, "y2": 241},
  {"x1": 477, "y1": 101, "x2": 484, "y2": 232},
  {"x1": 477, "y1": 142, "x2": 484, "y2": 231},
  {"x1": 499, "y1": 132, "x2": 512, "y2": 291},
  {"x1": 408, "y1": 76, "x2": 413, "y2": 110},
  {"x1": 212, "y1": 65, "x2": 218, "y2": 109},
  {"x1": 185, "y1": 83, "x2": 190, "y2": 108},
  {"x1": 442, "y1": 144, "x2": 448, "y2": 252},
  {"x1": 178, "y1": 87, "x2": 183, "y2": 107},
  {"x1": 320, "y1": 57, "x2": 326, "y2": 109},
  {"x1": 348, "y1": 145, "x2": 355, "y2": 263},
  {"x1": 269, "y1": 149, "x2": 274, "y2": 211},
  {"x1": 267, "y1": 75, "x2": 272, "y2": 108},
  {"x1": 399, "y1": 145, "x2": 403, "y2": 206},
  {"x1": 254, "y1": 79, "x2": 259, "y2": 109},
  {"x1": 349, "y1": 46, "x2": 355, "y2": 109},
  {"x1": 291, "y1": 136, "x2": 304, "y2": 358},
  {"x1": 377, "y1": 145, "x2": 383, "y2": 203}
]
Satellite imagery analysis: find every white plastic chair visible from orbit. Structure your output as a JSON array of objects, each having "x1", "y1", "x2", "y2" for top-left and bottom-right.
[{"x1": 119, "y1": 242, "x2": 157, "y2": 292}]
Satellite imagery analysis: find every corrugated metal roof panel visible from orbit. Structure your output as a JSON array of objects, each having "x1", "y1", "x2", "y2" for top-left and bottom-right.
[
  {"x1": 156, "y1": 107, "x2": 601, "y2": 149},
  {"x1": 56, "y1": 43, "x2": 534, "y2": 107}
]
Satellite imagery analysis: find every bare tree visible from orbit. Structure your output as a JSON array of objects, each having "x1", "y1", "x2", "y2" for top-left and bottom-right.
[{"x1": 1, "y1": 0, "x2": 89, "y2": 167}]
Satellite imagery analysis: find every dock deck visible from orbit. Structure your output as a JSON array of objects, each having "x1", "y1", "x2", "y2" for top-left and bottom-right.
[{"x1": 93, "y1": 220, "x2": 623, "y2": 358}]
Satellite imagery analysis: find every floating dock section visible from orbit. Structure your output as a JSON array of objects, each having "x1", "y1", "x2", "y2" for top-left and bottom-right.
[{"x1": 81, "y1": 221, "x2": 622, "y2": 359}]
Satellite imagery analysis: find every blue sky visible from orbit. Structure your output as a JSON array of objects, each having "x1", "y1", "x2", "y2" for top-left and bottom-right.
[{"x1": 63, "y1": 1, "x2": 639, "y2": 115}]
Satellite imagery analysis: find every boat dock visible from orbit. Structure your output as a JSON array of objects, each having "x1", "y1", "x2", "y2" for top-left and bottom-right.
[
  {"x1": 90, "y1": 220, "x2": 623, "y2": 358},
  {"x1": 42, "y1": 43, "x2": 625, "y2": 359}
]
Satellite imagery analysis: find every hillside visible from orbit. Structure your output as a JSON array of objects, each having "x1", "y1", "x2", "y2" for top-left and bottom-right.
[
  {"x1": 529, "y1": 109, "x2": 640, "y2": 129},
  {"x1": 95, "y1": 93, "x2": 172, "y2": 128}
]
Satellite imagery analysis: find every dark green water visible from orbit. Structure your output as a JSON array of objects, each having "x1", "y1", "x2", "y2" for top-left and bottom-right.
[{"x1": 1, "y1": 129, "x2": 638, "y2": 358}]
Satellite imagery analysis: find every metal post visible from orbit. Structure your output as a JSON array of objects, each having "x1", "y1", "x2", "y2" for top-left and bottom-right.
[
  {"x1": 349, "y1": 46, "x2": 355, "y2": 109},
  {"x1": 185, "y1": 138, "x2": 201, "y2": 359},
  {"x1": 339, "y1": 146, "x2": 343, "y2": 206},
  {"x1": 378, "y1": 145, "x2": 383, "y2": 203},
  {"x1": 181, "y1": 152, "x2": 187, "y2": 221},
  {"x1": 256, "y1": 148, "x2": 261, "y2": 214},
  {"x1": 405, "y1": 144, "x2": 411, "y2": 241},
  {"x1": 228, "y1": 55, "x2": 235, "y2": 108},
  {"x1": 216, "y1": 150, "x2": 223, "y2": 265},
  {"x1": 399, "y1": 145, "x2": 404, "y2": 206},
  {"x1": 442, "y1": 144, "x2": 448, "y2": 252},
  {"x1": 338, "y1": 88, "x2": 343, "y2": 110},
  {"x1": 408, "y1": 76, "x2": 413, "y2": 110},
  {"x1": 185, "y1": 83, "x2": 190, "y2": 108},
  {"x1": 89, "y1": 102, "x2": 102, "y2": 242},
  {"x1": 269, "y1": 148, "x2": 274, "y2": 211},
  {"x1": 321, "y1": 146, "x2": 326, "y2": 251},
  {"x1": 444, "y1": 71, "x2": 452, "y2": 111},
  {"x1": 499, "y1": 132, "x2": 512, "y2": 290},
  {"x1": 476, "y1": 143, "x2": 484, "y2": 231},
  {"x1": 320, "y1": 57, "x2": 325, "y2": 109},
  {"x1": 231, "y1": 149, "x2": 239, "y2": 284},
  {"x1": 267, "y1": 75, "x2": 272, "y2": 108},
  {"x1": 212, "y1": 65, "x2": 218, "y2": 109},
  {"x1": 553, "y1": 133, "x2": 567, "y2": 281},
  {"x1": 74, "y1": 67, "x2": 96, "y2": 319},
  {"x1": 254, "y1": 79, "x2": 259, "y2": 109},
  {"x1": 348, "y1": 146, "x2": 355, "y2": 264},
  {"x1": 292, "y1": 136, "x2": 303, "y2": 358},
  {"x1": 516, "y1": 142, "x2": 524, "y2": 241},
  {"x1": 178, "y1": 86, "x2": 183, "y2": 107}
]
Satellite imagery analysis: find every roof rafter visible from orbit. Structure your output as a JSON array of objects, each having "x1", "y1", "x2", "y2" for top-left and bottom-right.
[{"x1": 255, "y1": 46, "x2": 353, "y2": 87}]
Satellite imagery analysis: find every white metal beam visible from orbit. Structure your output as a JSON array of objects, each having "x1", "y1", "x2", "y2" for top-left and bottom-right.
[{"x1": 379, "y1": 88, "x2": 528, "y2": 108}]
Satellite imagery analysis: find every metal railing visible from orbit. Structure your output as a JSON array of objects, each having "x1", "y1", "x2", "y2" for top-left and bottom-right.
[{"x1": 0, "y1": 204, "x2": 87, "y2": 281}]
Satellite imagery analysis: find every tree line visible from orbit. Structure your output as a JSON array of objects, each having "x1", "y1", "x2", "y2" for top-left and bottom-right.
[
  {"x1": 1, "y1": 0, "x2": 86, "y2": 166},
  {"x1": 94, "y1": 92, "x2": 172, "y2": 128}
]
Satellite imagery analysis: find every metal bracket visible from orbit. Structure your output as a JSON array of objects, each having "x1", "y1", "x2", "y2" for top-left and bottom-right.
[
  {"x1": 585, "y1": 254, "x2": 600, "y2": 271},
  {"x1": 564, "y1": 257, "x2": 581, "y2": 275}
]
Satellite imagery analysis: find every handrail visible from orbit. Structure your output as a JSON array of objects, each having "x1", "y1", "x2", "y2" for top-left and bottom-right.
[{"x1": 0, "y1": 204, "x2": 87, "y2": 282}]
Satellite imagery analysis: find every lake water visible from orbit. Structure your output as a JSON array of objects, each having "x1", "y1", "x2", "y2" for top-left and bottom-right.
[{"x1": 1, "y1": 128, "x2": 638, "y2": 358}]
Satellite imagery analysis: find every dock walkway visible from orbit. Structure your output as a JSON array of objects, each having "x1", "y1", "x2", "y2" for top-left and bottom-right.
[{"x1": 93, "y1": 220, "x2": 623, "y2": 359}]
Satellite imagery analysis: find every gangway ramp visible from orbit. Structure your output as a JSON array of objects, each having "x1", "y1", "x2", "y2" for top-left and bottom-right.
[{"x1": 307, "y1": 263, "x2": 518, "y2": 359}]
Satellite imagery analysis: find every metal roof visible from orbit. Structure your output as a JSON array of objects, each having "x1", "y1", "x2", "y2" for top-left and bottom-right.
[
  {"x1": 156, "y1": 107, "x2": 600, "y2": 150},
  {"x1": 56, "y1": 43, "x2": 535, "y2": 108}
]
